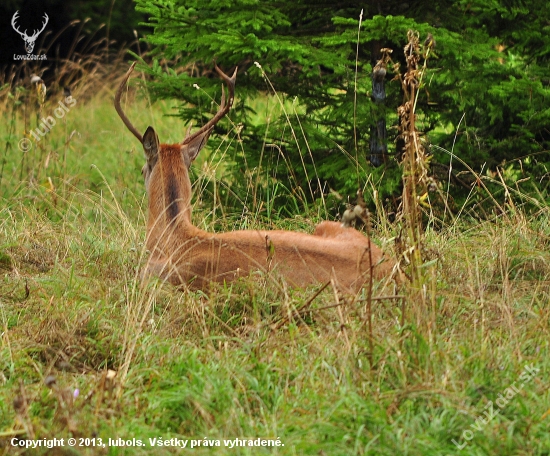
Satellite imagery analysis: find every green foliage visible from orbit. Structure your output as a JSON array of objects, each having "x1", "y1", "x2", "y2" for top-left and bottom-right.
[{"x1": 134, "y1": 0, "x2": 550, "y2": 214}]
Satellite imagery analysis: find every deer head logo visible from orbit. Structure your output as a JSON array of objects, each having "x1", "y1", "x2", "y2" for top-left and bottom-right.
[{"x1": 11, "y1": 11, "x2": 49, "y2": 54}]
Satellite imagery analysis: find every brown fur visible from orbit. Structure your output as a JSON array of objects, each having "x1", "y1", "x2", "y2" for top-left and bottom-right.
[{"x1": 141, "y1": 133, "x2": 397, "y2": 292}]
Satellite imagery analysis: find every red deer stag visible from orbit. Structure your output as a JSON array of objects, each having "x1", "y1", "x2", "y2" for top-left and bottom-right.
[{"x1": 115, "y1": 62, "x2": 398, "y2": 291}]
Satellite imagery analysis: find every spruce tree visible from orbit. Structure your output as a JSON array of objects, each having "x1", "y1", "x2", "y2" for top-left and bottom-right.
[{"x1": 134, "y1": 0, "x2": 550, "y2": 213}]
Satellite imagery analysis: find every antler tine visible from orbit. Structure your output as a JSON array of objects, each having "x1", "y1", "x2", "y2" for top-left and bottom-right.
[
  {"x1": 114, "y1": 62, "x2": 143, "y2": 143},
  {"x1": 214, "y1": 64, "x2": 238, "y2": 91},
  {"x1": 182, "y1": 65, "x2": 238, "y2": 145},
  {"x1": 11, "y1": 11, "x2": 25, "y2": 37},
  {"x1": 34, "y1": 13, "x2": 49, "y2": 37}
]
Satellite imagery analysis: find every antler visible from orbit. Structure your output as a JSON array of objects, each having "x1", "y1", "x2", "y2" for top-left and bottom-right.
[
  {"x1": 115, "y1": 63, "x2": 237, "y2": 145},
  {"x1": 182, "y1": 65, "x2": 238, "y2": 145},
  {"x1": 11, "y1": 12, "x2": 26, "y2": 38},
  {"x1": 31, "y1": 13, "x2": 49, "y2": 40},
  {"x1": 114, "y1": 62, "x2": 143, "y2": 143},
  {"x1": 11, "y1": 12, "x2": 48, "y2": 39}
]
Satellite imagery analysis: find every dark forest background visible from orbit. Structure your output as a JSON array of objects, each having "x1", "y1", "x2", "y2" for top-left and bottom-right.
[{"x1": 2, "y1": 0, "x2": 549, "y2": 214}]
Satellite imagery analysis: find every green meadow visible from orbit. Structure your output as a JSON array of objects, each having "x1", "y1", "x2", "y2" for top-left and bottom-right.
[{"x1": 0, "y1": 64, "x2": 549, "y2": 455}]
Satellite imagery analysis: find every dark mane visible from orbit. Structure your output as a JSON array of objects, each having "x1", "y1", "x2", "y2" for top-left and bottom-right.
[{"x1": 166, "y1": 173, "x2": 179, "y2": 221}]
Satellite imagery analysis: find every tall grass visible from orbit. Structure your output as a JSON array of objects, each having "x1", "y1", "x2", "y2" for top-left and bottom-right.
[{"x1": 1, "y1": 38, "x2": 549, "y2": 456}]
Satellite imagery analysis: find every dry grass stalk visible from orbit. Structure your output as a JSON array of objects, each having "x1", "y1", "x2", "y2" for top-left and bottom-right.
[{"x1": 396, "y1": 30, "x2": 433, "y2": 320}]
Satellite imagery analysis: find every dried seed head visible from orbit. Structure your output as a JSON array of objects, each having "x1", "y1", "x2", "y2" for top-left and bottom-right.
[
  {"x1": 106, "y1": 370, "x2": 117, "y2": 380},
  {"x1": 13, "y1": 396, "x2": 25, "y2": 412},
  {"x1": 44, "y1": 375, "x2": 57, "y2": 388}
]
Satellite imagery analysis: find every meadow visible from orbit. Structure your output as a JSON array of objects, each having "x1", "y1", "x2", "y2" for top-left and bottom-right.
[{"x1": 0, "y1": 60, "x2": 549, "y2": 455}]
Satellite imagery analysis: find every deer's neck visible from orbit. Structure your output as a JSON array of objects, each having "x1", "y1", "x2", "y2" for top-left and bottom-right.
[{"x1": 146, "y1": 157, "x2": 206, "y2": 252}]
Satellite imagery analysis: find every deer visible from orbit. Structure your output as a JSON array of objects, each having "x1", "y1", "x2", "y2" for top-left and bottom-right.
[
  {"x1": 115, "y1": 62, "x2": 400, "y2": 292},
  {"x1": 11, "y1": 11, "x2": 49, "y2": 54}
]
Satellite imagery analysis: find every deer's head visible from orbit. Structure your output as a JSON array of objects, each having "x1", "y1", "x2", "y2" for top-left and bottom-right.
[
  {"x1": 11, "y1": 11, "x2": 48, "y2": 54},
  {"x1": 115, "y1": 62, "x2": 237, "y2": 227}
]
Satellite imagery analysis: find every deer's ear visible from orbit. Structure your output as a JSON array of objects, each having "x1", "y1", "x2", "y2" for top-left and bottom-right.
[
  {"x1": 183, "y1": 128, "x2": 212, "y2": 166},
  {"x1": 142, "y1": 126, "x2": 159, "y2": 162}
]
